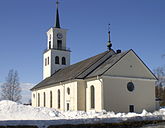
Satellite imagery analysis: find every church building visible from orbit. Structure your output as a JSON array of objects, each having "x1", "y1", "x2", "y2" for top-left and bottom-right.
[{"x1": 31, "y1": 1, "x2": 157, "y2": 113}]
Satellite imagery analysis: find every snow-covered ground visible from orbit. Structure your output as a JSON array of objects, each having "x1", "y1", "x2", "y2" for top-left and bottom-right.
[{"x1": 0, "y1": 100, "x2": 164, "y2": 127}]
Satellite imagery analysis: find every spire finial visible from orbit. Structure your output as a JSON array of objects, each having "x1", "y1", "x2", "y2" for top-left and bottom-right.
[
  {"x1": 56, "y1": 0, "x2": 59, "y2": 6},
  {"x1": 55, "y1": 0, "x2": 61, "y2": 28},
  {"x1": 107, "y1": 24, "x2": 112, "y2": 50}
]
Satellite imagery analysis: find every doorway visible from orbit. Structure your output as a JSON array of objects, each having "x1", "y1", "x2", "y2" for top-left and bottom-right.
[{"x1": 129, "y1": 105, "x2": 134, "y2": 112}]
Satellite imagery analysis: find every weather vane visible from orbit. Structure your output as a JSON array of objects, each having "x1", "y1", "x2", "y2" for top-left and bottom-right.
[
  {"x1": 108, "y1": 24, "x2": 111, "y2": 32},
  {"x1": 56, "y1": 0, "x2": 59, "y2": 7},
  {"x1": 107, "y1": 23, "x2": 112, "y2": 50}
]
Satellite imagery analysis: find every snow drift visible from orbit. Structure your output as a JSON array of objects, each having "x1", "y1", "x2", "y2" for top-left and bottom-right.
[{"x1": 0, "y1": 100, "x2": 165, "y2": 126}]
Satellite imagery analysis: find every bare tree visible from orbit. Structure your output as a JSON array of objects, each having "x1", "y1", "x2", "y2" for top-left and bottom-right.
[
  {"x1": 154, "y1": 66, "x2": 165, "y2": 86},
  {"x1": 154, "y1": 66, "x2": 165, "y2": 106},
  {"x1": 1, "y1": 69, "x2": 22, "y2": 102}
]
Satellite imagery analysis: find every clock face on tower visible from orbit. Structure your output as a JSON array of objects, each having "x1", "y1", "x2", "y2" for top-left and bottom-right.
[{"x1": 57, "y1": 33, "x2": 63, "y2": 39}]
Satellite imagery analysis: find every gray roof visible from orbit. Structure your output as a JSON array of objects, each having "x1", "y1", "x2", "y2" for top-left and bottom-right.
[{"x1": 31, "y1": 50, "x2": 129, "y2": 90}]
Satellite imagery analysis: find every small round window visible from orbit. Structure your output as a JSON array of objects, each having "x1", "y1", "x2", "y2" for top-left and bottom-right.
[
  {"x1": 67, "y1": 88, "x2": 70, "y2": 95},
  {"x1": 127, "y1": 82, "x2": 134, "y2": 92}
]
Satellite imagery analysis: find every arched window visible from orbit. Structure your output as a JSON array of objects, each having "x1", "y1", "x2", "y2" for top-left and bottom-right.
[
  {"x1": 91, "y1": 85, "x2": 95, "y2": 109},
  {"x1": 55, "y1": 56, "x2": 59, "y2": 64},
  {"x1": 49, "y1": 34, "x2": 51, "y2": 40},
  {"x1": 67, "y1": 87, "x2": 70, "y2": 95},
  {"x1": 33, "y1": 94, "x2": 35, "y2": 99},
  {"x1": 58, "y1": 89, "x2": 60, "y2": 109},
  {"x1": 50, "y1": 91, "x2": 52, "y2": 108},
  {"x1": 38, "y1": 93, "x2": 40, "y2": 107},
  {"x1": 43, "y1": 92, "x2": 46, "y2": 107},
  {"x1": 49, "y1": 41, "x2": 51, "y2": 49},
  {"x1": 62, "y1": 57, "x2": 66, "y2": 65},
  {"x1": 48, "y1": 57, "x2": 49, "y2": 65}
]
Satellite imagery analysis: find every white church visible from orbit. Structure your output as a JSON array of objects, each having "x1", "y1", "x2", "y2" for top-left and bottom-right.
[{"x1": 31, "y1": 1, "x2": 157, "y2": 113}]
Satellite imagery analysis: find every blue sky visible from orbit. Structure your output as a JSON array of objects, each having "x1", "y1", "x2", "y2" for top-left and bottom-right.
[{"x1": 0, "y1": 0, "x2": 165, "y2": 84}]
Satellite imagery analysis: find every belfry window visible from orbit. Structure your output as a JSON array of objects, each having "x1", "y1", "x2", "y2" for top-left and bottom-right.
[
  {"x1": 57, "y1": 40, "x2": 62, "y2": 50},
  {"x1": 49, "y1": 41, "x2": 51, "y2": 49},
  {"x1": 62, "y1": 57, "x2": 66, "y2": 65},
  {"x1": 50, "y1": 91, "x2": 52, "y2": 108},
  {"x1": 58, "y1": 89, "x2": 60, "y2": 109},
  {"x1": 55, "y1": 56, "x2": 60, "y2": 64},
  {"x1": 91, "y1": 85, "x2": 95, "y2": 109},
  {"x1": 48, "y1": 57, "x2": 49, "y2": 65}
]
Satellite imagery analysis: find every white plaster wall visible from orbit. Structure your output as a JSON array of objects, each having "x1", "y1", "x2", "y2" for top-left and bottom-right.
[
  {"x1": 32, "y1": 92, "x2": 37, "y2": 107},
  {"x1": 64, "y1": 82, "x2": 78, "y2": 111},
  {"x1": 43, "y1": 27, "x2": 70, "y2": 79},
  {"x1": 102, "y1": 76, "x2": 156, "y2": 113},
  {"x1": 32, "y1": 81, "x2": 78, "y2": 111},
  {"x1": 105, "y1": 51, "x2": 156, "y2": 79},
  {"x1": 86, "y1": 79, "x2": 103, "y2": 112},
  {"x1": 43, "y1": 51, "x2": 51, "y2": 79},
  {"x1": 43, "y1": 49, "x2": 70, "y2": 79},
  {"x1": 47, "y1": 28, "x2": 67, "y2": 49},
  {"x1": 77, "y1": 80, "x2": 86, "y2": 111},
  {"x1": 51, "y1": 49, "x2": 70, "y2": 74}
]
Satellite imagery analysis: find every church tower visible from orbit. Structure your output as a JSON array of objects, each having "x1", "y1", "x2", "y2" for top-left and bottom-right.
[{"x1": 43, "y1": 0, "x2": 70, "y2": 79}]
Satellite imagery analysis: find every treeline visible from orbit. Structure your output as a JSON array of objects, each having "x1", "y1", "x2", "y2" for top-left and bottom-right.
[
  {"x1": 154, "y1": 66, "x2": 165, "y2": 106},
  {"x1": 155, "y1": 86, "x2": 165, "y2": 106}
]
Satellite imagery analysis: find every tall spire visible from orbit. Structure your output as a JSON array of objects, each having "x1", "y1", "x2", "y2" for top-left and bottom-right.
[
  {"x1": 55, "y1": 0, "x2": 60, "y2": 28},
  {"x1": 107, "y1": 24, "x2": 112, "y2": 50}
]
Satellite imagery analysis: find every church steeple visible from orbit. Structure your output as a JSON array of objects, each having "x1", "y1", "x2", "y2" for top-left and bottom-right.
[
  {"x1": 55, "y1": 0, "x2": 60, "y2": 28},
  {"x1": 107, "y1": 24, "x2": 112, "y2": 50},
  {"x1": 43, "y1": 0, "x2": 70, "y2": 79}
]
